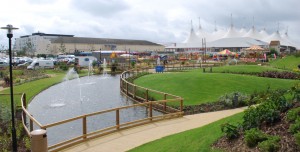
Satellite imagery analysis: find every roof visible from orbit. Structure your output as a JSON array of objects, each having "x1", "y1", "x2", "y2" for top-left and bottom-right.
[
  {"x1": 270, "y1": 41, "x2": 280, "y2": 45},
  {"x1": 50, "y1": 37, "x2": 163, "y2": 46},
  {"x1": 20, "y1": 32, "x2": 74, "y2": 38},
  {"x1": 208, "y1": 37, "x2": 268, "y2": 48},
  {"x1": 166, "y1": 37, "x2": 269, "y2": 49}
]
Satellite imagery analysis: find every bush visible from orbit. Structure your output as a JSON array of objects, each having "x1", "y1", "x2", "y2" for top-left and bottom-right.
[
  {"x1": 290, "y1": 83, "x2": 300, "y2": 102},
  {"x1": 289, "y1": 118, "x2": 300, "y2": 134},
  {"x1": 243, "y1": 101, "x2": 281, "y2": 130},
  {"x1": 58, "y1": 62, "x2": 68, "y2": 71},
  {"x1": 218, "y1": 92, "x2": 248, "y2": 108},
  {"x1": 258, "y1": 71, "x2": 299, "y2": 79},
  {"x1": 221, "y1": 123, "x2": 240, "y2": 140},
  {"x1": 244, "y1": 128, "x2": 268, "y2": 147},
  {"x1": 243, "y1": 106, "x2": 261, "y2": 129},
  {"x1": 294, "y1": 132, "x2": 300, "y2": 147},
  {"x1": 111, "y1": 63, "x2": 118, "y2": 72},
  {"x1": 259, "y1": 103, "x2": 281, "y2": 124},
  {"x1": 286, "y1": 107, "x2": 300, "y2": 122},
  {"x1": 258, "y1": 136, "x2": 280, "y2": 152}
]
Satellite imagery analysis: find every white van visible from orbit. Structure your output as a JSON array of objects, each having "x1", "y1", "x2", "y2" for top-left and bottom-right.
[
  {"x1": 75, "y1": 56, "x2": 97, "y2": 67},
  {"x1": 27, "y1": 60, "x2": 54, "y2": 70}
]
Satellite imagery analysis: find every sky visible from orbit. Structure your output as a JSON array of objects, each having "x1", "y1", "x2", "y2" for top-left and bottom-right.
[{"x1": 0, "y1": 0, "x2": 299, "y2": 48}]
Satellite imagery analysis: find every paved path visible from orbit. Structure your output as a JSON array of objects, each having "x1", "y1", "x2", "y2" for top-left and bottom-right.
[{"x1": 62, "y1": 107, "x2": 246, "y2": 152}]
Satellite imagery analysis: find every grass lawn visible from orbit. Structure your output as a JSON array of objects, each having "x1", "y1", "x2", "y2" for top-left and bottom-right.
[
  {"x1": 269, "y1": 55, "x2": 300, "y2": 71},
  {"x1": 134, "y1": 70, "x2": 299, "y2": 105},
  {"x1": 129, "y1": 112, "x2": 244, "y2": 152},
  {"x1": 0, "y1": 69, "x2": 89, "y2": 107}
]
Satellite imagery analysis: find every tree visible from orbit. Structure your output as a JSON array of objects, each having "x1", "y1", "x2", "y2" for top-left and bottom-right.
[
  {"x1": 58, "y1": 38, "x2": 66, "y2": 54},
  {"x1": 23, "y1": 40, "x2": 35, "y2": 56}
]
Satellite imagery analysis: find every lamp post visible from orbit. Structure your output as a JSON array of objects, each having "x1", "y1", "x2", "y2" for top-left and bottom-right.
[{"x1": 1, "y1": 24, "x2": 18, "y2": 152}]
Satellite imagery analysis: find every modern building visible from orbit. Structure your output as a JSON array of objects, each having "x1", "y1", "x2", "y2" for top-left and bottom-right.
[{"x1": 14, "y1": 32, "x2": 164, "y2": 55}]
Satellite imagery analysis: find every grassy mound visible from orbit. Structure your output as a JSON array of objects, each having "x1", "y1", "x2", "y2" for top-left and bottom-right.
[
  {"x1": 134, "y1": 70, "x2": 298, "y2": 105},
  {"x1": 270, "y1": 55, "x2": 300, "y2": 71}
]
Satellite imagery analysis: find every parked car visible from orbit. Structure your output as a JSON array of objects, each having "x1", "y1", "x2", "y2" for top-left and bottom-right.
[
  {"x1": 27, "y1": 60, "x2": 54, "y2": 70},
  {"x1": 17, "y1": 62, "x2": 30, "y2": 68},
  {"x1": 0, "y1": 61, "x2": 9, "y2": 67}
]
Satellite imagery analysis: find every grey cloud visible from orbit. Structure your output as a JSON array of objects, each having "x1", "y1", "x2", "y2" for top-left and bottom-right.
[{"x1": 70, "y1": 0, "x2": 129, "y2": 17}]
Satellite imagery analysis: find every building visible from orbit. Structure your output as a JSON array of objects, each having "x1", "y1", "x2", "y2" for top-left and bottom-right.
[
  {"x1": 14, "y1": 32, "x2": 74, "y2": 55},
  {"x1": 14, "y1": 32, "x2": 164, "y2": 55},
  {"x1": 166, "y1": 20, "x2": 298, "y2": 54},
  {"x1": 269, "y1": 41, "x2": 280, "y2": 53}
]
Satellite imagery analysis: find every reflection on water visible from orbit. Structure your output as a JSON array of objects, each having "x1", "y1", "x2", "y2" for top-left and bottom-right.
[{"x1": 28, "y1": 74, "x2": 161, "y2": 145}]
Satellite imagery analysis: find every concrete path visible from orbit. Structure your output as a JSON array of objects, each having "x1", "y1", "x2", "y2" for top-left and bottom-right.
[{"x1": 62, "y1": 107, "x2": 246, "y2": 152}]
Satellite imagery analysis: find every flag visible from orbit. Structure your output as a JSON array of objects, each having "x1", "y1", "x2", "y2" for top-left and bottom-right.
[
  {"x1": 274, "y1": 53, "x2": 277, "y2": 59},
  {"x1": 263, "y1": 53, "x2": 266, "y2": 60}
]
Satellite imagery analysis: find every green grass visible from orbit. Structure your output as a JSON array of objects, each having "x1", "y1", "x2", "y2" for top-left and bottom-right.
[
  {"x1": 270, "y1": 55, "x2": 300, "y2": 71},
  {"x1": 210, "y1": 65, "x2": 285, "y2": 74},
  {"x1": 0, "y1": 69, "x2": 89, "y2": 107},
  {"x1": 134, "y1": 71, "x2": 299, "y2": 105},
  {"x1": 1, "y1": 73, "x2": 65, "y2": 107},
  {"x1": 129, "y1": 112, "x2": 244, "y2": 152}
]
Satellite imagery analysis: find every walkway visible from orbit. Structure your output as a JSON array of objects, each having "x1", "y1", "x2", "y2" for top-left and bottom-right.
[{"x1": 62, "y1": 107, "x2": 246, "y2": 152}]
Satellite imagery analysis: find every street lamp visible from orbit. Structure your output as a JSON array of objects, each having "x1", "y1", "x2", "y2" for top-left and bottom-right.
[{"x1": 1, "y1": 24, "x2": 19, "y2": 152}]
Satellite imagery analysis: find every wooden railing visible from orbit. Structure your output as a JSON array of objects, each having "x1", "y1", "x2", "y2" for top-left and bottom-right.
[{"x1": 20, "y1": 68, "x2": 184, "y2": 152}]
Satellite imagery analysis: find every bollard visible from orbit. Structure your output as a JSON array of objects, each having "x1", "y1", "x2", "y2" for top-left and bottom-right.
[
  {"x1": 203, "y1": 68, "x2": 205, "y2": 73},
  {"x1": 210, "y1": 66, "x2": 212, "y2": 73},
  {"x1": 31, "y1": 129, "x2": 48, "y2": 152}
]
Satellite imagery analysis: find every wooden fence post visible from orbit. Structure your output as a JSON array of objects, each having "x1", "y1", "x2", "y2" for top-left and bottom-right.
[
  {"x1": 30, "y1": 118, "x2": 33, "y2": 132},
  {"x1": 126, "y1": 82, "x2": 129, "y2": 95},
  {"x1": 145, "y1": 89, "x2": 148, "y2": 102},
  {"x1": 133, "y1": 85, "x2": 136, "y2": 99},
  {"x1": 116, "y1": 109, "x2": 120, "y2": 130},
  {"x1": 83, "y1": 116, "x2": 87, "y2": 139},
  {"x1": 149, "y1": 102, "x2": 152, "y2": 121},
  {"x1": 22, "y1": 94, "x2": 27, "y2": 124},
  {"x1": 180, "y1": 98, "x2": 183, "y2": 112},
  {"x1": 163, "y1": 93, "x2": 167, "y2": 111}
]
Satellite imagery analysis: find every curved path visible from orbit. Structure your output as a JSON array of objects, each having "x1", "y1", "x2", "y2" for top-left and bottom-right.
[{"x1": 62, "y1": 107, "x2": 246, "y2": 152}]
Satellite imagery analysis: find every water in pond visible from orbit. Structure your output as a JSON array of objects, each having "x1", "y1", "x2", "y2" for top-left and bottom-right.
[{"x1": 28, "y1": 73, "x2": 161, "y2": 145}]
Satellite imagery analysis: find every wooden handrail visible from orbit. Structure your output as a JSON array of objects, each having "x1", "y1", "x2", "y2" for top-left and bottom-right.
[{"x1": 20, "y1": 68, "x2": 184, "y2": 151}]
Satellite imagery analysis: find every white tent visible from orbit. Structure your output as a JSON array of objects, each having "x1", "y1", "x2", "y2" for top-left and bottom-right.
[
  {"x1": 243, "y1": 26, "x2": 261, "y2": 40},
  {"x1": 183, "y1": 22, "x2": 200, "y2": 43},
  {"x1": 222, "y1": 26, "x2": 241, "y2": 38}
]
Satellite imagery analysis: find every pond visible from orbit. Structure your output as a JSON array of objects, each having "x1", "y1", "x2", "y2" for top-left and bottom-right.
[{"x1": 28, "y1": 74, "x2": 161, "y2": 145}]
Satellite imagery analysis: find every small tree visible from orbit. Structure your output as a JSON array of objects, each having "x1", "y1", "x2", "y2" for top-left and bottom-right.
[{"x1": 59, "y1": 42, "x2": 66, "y2": 54}]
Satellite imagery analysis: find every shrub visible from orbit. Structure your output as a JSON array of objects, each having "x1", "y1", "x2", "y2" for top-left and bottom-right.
[
  {"x1": 218, "y1": 92, "x2": 248, "y2": 108},
  {"x1": 294, "y1": 132, "x2": 300, "y2": 147},
  {"x1": 258, "y1": 136, "x2": 280, "y2": 152},
  {"x1": 286, "y1": 107, "x2": 300, "y2": 122},
  {"x1": 244, "y1": 128, "x2": 268, "y2": 147},
  {"x1": 243, "y1": 106, "x2": 261, "y2": 129},
  {"x1": 111, "y1": 63, "x2": 118, "y2": 72},
  {"x1": 289, "y1": 118, "x2": 300, "y2": 134},
  {"x1": 58, "y1": 62, "x2": 68, "y2": 71},
  {"x1": 258, "y1": 71, "x2": 299, "y2": 79},
  {"x1": 243, "y1": 102, "x2": 281, "y2": 130},
  {"x1": 259, "y1": 102, "x2": 281, "y2": 124},
  {"x1": 221, "y1": 123, "x2": 240, "y2": 140},
  {"x1": 290, "y1": 83, "x2": 300, "y2": 102}
]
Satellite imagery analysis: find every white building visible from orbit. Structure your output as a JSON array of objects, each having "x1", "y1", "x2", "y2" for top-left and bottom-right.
[
  {"x1": 14, "y1": 32, "x2": 74, "y2": 55},
  {"x1": 14, "y1": 32, "x2": 164, "y2": 55}
]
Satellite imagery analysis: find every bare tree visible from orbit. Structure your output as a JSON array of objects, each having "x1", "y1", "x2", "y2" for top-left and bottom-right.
[{"x1": 58, "y1": 38, "x2": 66, "y2": 54}]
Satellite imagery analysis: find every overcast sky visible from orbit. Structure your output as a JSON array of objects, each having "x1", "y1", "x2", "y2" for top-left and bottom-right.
[{"x1": 0, "y1": 0, "x2": 299, "y2": 48}]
